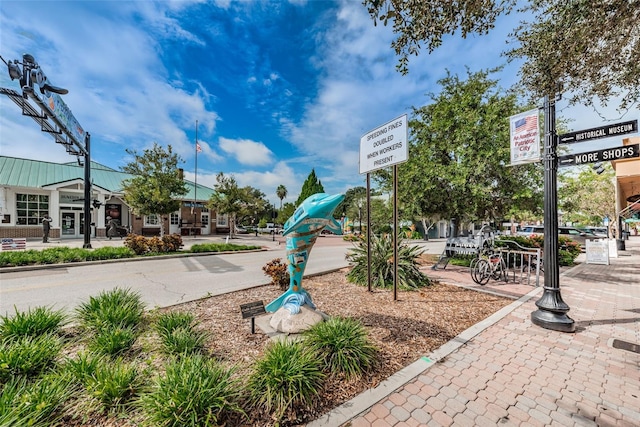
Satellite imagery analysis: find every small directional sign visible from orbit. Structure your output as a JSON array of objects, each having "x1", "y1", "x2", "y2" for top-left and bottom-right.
[
  {"x1": 558, "y1": 144, "x2": 640, "y2": 167},
  {"x1": 558, "y1": 120, "x2": 638, "y2": 144}
]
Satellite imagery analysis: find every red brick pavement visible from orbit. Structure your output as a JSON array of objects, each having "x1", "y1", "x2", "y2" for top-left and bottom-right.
[{"x1": 309, "y1": 237, "x2": 640, "y2": 427}]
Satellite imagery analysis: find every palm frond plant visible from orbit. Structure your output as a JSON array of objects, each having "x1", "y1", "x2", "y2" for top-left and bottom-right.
[{"x1": 346, "y1": 234, "x2": 431, "y2": 289}]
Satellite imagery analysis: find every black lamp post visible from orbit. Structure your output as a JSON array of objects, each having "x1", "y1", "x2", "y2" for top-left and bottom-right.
[{"x1": 531, "y1": 94, "x2": 575, "y2": 332}]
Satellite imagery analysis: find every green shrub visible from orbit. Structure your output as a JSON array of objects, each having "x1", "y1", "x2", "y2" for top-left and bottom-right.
[
  {"x1": 248, "y1": 340, "x2": 324, "y2": 423},
  {"x1": 189, "y1": 243, "x2": 260, "y2": 253},
  {"x1": 346, "y1": 234, "x2": 431, "y2": 290},
  {"x1": 0, "y1": 333, "x2": 62, "y2": 381},
  {"x1": 0, "y1": 306, "x2": 67, "y2": 340},
  {"x1": 62, "y1": 351, "x2": 102, "y2": 384},
  {"x1": 161, "y1": 234, "x2": 184, "y2": 252},
  {"x1": 303, "y1": 317, "x2": 377, "y2": 379},
  {"x1": 496, "y1": 235, "x2": 580, "y2": 266},
  {"x1": 85, "y1": 247, "x2": 135, "y2": 261},
  {"x1": 141, "y1": 355, "x2": 245, "y2": 427},
  {"x1": 124, "y1": 233, "x2": 184, "y2": 255},
  {"x1": 75, "y1": 288, "x2": 145, "y2": 331},
  {"x1": 124, "y1": 234, "x2": 149, "y2": 255},
  {"x1": 0, "y1": 372, "x2": 76, "y2": 426},
  {"x1": 262, "y1": 258, "x2": 290, "y2": 290},
  {"x1": 154, "y1": 312, "x2": 207, "y2": 356},
  {"x1": 89, "y1": 325, "x2": 137, "y2": 356},
  {"x1": 342, "y1": 233, "x2": 364, "y2": 242},
  {"x1": 83, "y1": 358, "x2": 141, "y2": 413}
]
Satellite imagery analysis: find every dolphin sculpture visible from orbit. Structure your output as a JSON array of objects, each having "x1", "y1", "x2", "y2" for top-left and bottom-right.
[{"x1": 265, "y1": 193, "x2": 345, "y2": 313}]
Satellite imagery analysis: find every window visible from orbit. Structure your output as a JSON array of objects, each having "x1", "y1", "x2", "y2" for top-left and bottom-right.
[
  {"x1": 201, "y1": 213, "x2": 209, "y2": 226},
  {"x1": 170, "y1": 213, "x2": 180, "y2": 225},
  {"x1": 16, "y1": 193, "x2": 49, "y2": 225},
  {"x1": 216, "y1": 213, "x2": 228, "y2": 227},
  {"x1": 145, "y1": 214, "x2": 160, "y2": 226}
]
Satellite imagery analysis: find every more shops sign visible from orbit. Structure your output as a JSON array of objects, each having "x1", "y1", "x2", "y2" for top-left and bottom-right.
[{"x1": 558, "y1": 144, "x2": 640, "y2": 167}]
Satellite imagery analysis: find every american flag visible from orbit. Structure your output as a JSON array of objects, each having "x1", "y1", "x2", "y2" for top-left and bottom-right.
[
  {"x1": 196, "y1": 142, "x2": 202, "y2": 153},
  {"x1": 515, "y1": 116, "x2": 538, "y2": 132}
]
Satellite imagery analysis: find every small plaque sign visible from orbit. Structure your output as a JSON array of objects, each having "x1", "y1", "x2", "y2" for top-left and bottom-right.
[{"x1": 240, "y1": 301, "x2": 266, "y2": 319}]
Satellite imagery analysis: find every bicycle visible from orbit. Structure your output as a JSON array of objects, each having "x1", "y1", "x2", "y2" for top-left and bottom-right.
[{"x1": 471, "y1": 251, "x2": 507, "y2": 285}]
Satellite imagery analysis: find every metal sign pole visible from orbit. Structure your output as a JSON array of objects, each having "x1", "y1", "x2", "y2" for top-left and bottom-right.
[
  {"x1": 531, "y1": 95, "x2": 575, "y2": 332},
  {"x1": 83, "y1": 133, "x2": 92, "y2": 248},
  {"x1": 393, "y1": 164, "x2": 398, "y2": 301},
  {"x1": 366, "y1": 173, "x2": 372, "y2": 293}
]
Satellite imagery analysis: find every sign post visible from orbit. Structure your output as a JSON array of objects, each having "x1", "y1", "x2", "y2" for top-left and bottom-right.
[
  {"x1": 1, "y1": 53, "x2": 92, "y2": 247},
  {"x1": 360, "y1": 114, "x2": 409, "y2": 300},
  {"x1": 530, "y1": 95, "x2": 575, "y2": 333}
]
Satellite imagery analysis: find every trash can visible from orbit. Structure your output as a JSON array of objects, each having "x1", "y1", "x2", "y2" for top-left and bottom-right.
[{"x1": 616, "y1": 239, "x2": 626, "y2": 251}]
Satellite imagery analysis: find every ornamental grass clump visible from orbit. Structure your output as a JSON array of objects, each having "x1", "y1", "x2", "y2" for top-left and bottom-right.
[
  {"x1": 346, "y1": 234, "x2": 431, "y2": 290},
  {"x1": 82, "y1": 358, "x2": 141, "y2": 414},
  {"x1": 303, "y1": 317, "x2": 378, "y2": 379},
  {"x1": 88, "y1": 324, "x2": 138, "y2": 356},
  {"x1": 140, "y1": 355, "x2": 245, "y2": 427},
  {"x1": 153, "y1": 311, "x2": 207, "y2": 356},
  {"x1": 75, "y1": 287, "x2": 145, "y2": 331},
  {"x1": 0, "y1": 333, "x2": 63, "y2": 381},
  {"x1": 0, "y1": 372, "x2": 76, "y2": 427},
  {"x1": 248, "y1": 339, "x2": 324, "y2": 424},
  {"x1": 0, "y1": 306, "x2": 67, "y2": 340}
]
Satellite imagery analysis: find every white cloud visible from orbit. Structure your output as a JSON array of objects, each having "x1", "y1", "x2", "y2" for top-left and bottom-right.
[{"x1": 218, "y1": 137, "x2": 274, "y2": 166}]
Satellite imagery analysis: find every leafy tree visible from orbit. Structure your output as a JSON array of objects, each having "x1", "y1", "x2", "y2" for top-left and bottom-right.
[
  {"x1": 363, "y1": 0, "x2": 511, "y2": 75},
  {"x1": 559, "y1": 164, "x2": 615, "y2": 227},
  {"x1": 277, "y1": 202, "x2": 296, "y2": 225},
  {"x1": 208, "y1": 173, "x2": 268, "y2": 236},
  {"x1": 121, "y1": 143, "x2": 188, "y2": 237},
  {"x1": 276, "y1": 185, "x2": 288, "y2": 210},
  {"x1": 295, "y1": 169, "x2": 325, "y2": 207},
  {"x1": 388, "y1": 69, "x2": 543, "y2": 235},
  {"x1": 363, "y1": 0, "x2": 640, "y2": 107}
]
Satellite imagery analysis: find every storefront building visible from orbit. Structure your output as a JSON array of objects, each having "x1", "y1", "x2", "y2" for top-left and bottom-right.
[{"x1": 0, "y1": 156, "x2": 225, "y2": 239}]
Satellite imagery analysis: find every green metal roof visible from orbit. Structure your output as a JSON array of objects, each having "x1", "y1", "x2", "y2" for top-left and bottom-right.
[{"x1": 0, "y1": 156, "x2": 214, "y2": 202}]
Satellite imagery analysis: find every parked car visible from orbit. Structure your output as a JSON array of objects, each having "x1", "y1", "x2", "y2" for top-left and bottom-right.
[
  {"x1": 234, "y1": 226, "x2": 248, "y2": 234},
  {"x1": 517, "y1": 225, "x2": 602, "y2": 247},
  {"x1": 584, "y1": 227, "x2": 608, "y2": 237}
]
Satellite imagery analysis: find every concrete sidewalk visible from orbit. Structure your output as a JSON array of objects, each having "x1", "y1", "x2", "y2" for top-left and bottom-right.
[{"x1": 310, "y1": 237, "x2": 640, "y2": 427}]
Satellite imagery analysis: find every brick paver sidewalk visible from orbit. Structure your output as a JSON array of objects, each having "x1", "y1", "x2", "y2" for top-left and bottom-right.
[{"x1": 310, "y1": 238, "x2": 640, "y2": 426}]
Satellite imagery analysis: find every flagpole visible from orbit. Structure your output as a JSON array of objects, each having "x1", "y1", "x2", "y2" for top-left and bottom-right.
[{"x1": 194, "y1": 120, "x2": 198, "y2": 228}]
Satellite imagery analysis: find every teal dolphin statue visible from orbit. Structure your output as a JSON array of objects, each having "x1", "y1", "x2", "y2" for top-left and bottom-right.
[{"x1": 265, "y1": 193, "x2": 345, "y2": 313}]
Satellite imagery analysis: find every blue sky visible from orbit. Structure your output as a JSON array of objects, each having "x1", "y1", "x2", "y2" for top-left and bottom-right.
[{"x1": 1, "y1": 1, "x2": 637, "y2": 207}]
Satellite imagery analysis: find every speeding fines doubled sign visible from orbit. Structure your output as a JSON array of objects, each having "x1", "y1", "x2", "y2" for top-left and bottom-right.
[{"x1": 359, "y1": 114, "x2": 408, "y2": 174}]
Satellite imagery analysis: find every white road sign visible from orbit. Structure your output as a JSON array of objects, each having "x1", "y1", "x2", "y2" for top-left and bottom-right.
[{"x1": 359, "y1": 114, "x2": 408, "y2": 174}]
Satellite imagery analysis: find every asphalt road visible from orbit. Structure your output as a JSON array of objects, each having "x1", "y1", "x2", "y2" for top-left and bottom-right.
[{"x1": 0, "y1": 236, "x2": 446, "y2": 315}]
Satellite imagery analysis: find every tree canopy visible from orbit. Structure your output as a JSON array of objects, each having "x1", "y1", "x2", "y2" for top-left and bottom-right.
[
  {"x1": 207, "y1": 172, "x2": 268, "y2": 235},
  {"x1": 559, "y1": 164, "x2": 615, "y2": 227},
  {"x1": 121, "y1": 143, "x2": 188, "y2": 236},
  {"x1": 363, "y1": 0, "x2": 640, "y2": 107},
  {"x1": 378, "y1": 69, "x2": 542, "y2": 234},
  {"x1": 295, "y1": 169, "x2": 325, "y2": 206}
]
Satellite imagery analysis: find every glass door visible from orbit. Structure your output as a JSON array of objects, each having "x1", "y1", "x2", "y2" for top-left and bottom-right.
[{"x1": 61, "y1": 211, "x2": 77, "y2": 236}]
